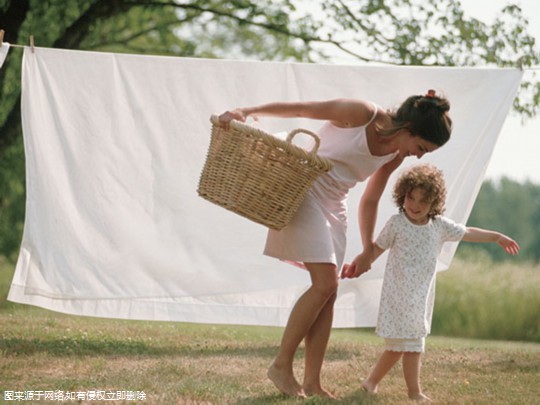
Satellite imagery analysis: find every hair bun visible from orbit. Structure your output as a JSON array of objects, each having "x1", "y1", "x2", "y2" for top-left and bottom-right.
[
  {"x1": 414, "y1": 97, "x2": 435, "y2": 112},
  {"x1": 415, "y1": 95, "x2": 450, "y2": 113}
]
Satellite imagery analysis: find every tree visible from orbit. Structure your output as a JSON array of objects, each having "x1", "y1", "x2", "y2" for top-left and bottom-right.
[
  {"x1": 459, "y1": 177, "x2": 540, "y2": 262},
  {"x1": 0, "y1": 0, "x2": 320, "y2": 259},
  {"x1": 0, "y1": 0, "x2": 539, "y2": 259},
  {"x1": 310, "y1": 0, "x2": 540, "y2": 118}
]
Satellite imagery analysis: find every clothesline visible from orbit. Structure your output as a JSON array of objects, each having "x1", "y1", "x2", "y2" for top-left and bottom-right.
[
  {"x1": 1, "y1": 34, "x2": 540, "y2": 71},
  {"x1": 3, "y1": 42, "x2": 34, "y2": 52}
]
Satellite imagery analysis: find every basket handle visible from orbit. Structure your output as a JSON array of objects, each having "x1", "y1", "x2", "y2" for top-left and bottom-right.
[{"x1": 286, "y1": 129, "x2": 321, "y2": 154}]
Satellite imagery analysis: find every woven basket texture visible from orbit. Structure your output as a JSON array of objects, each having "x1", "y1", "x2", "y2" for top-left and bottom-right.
[{"x1": 198, "y1": 115, "x2": 333, "y2": 230}]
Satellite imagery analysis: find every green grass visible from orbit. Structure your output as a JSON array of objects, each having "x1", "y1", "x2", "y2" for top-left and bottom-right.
[
  {"x1": 1, "y1": 307, "x2": 539, "y2": 404},
  {"x1": 1, "y1": 258, "x2": 540, "y2": 403}
]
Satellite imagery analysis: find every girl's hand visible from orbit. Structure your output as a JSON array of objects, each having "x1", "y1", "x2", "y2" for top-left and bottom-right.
[
  {"x1": 341, "y1": 252, "x2": 372, "y2": 279},
  {"x1": 497, "y1": 235, "x2": 520, "y2": 255}
]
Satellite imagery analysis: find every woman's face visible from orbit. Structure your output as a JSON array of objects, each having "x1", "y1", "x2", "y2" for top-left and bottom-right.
[{"x1": 397, "y1": 131, "x2": 439, "y2": 159}]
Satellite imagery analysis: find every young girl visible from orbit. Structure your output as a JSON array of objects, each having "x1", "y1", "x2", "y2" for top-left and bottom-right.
[
  {"x1": 218, "y1": 92, "x2": 453, "y2": 398},
  {"x1": 342, "y1": 163, "x2": 519, "y2": 402}
]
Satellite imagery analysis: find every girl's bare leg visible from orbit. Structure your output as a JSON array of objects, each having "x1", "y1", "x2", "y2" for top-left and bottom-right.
[
  {"x1": 402, "y1": 352, "x2": 431, "y2": 402},
  {"x1": 362, "y1": 350, "x2": 403, "y2": 393},
  {"x1": 267, "y1": 262, "x2": 338, "y2": 397}
]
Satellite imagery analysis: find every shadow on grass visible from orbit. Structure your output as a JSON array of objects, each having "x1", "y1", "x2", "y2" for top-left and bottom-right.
[
  {"x1": 0, "y1": 336, "x2": 356, "y2": 362},
  {"x1": 230, "y1": 388, "x2": 381, "y2": 404}
]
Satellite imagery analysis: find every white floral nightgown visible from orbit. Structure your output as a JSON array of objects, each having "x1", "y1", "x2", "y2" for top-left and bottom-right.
[{"x1": 375, "y1": 213, "x2": 466, "y2": 339}]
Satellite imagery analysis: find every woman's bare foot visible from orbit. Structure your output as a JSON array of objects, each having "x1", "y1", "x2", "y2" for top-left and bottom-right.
[
  {"x1": 361, "y1": 379, "x2": 378, "y2": 394},
  {"x1": 409, "y1": 392, "x2": 432, "y2": 402},
  {"x1": 267, "y1": 364, "x2": 306, "y2": 397}
]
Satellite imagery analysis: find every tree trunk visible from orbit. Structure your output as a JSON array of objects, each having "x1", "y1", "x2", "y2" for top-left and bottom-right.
[{"x1": 0, "y1": 0, "x2": 139, "y2": 156}]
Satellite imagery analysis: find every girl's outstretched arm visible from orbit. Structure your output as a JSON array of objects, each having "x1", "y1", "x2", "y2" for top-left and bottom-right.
[{"x1": 462, "y1": 227, "x2": 520, "y2": 255}]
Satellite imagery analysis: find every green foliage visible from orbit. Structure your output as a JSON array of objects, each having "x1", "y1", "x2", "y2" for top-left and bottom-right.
[
  {"x1": 316, "y1": 0, "x2": 540, "y2": 118},
  {"x1": 457, "y1": 177, "x2": 540, "y2": 262},
  {"x1": 0, "y1": 139, "x2": 25, "y2": 261},
  {"x1": 433, "y1": 259, "x2": 540, "y2": 342}
]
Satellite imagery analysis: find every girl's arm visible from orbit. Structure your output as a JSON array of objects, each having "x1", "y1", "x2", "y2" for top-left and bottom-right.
[
  {"x1": 340, "y1": 156, "x2": 403, "y2": 279},
  {"x1": 462, "y1": 227, "x2": 520, "y2": 255},
  {"x1": 341, "y1": 243, "x2": 386, "y2": 279},
  {"x1": 218, "y1": 99, "x2": 375, "y2": 128}
]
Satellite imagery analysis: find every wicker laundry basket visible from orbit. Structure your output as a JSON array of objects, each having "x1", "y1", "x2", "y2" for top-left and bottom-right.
[{"x1": 198, "y1": 115, "x2": 333, "y2": 230}]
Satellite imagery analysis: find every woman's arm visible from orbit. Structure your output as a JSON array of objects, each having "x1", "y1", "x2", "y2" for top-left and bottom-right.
[
  {"x1": 218, "y1": 99, "x2": 375, "y2": 128},
  {"x1": 340, "y1": 156, "x2": 403, "y2": 278},
  {"x1": 358, "y1": 156, "x2": 403, "y2": 256},
  {"x1": 462, "y1": 227, "x2": 520, "y2": 255}
]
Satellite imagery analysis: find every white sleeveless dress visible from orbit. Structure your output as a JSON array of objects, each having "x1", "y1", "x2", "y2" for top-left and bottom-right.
[{"x1": 263, "y1": 105, "x2": 399, "y2": 270}]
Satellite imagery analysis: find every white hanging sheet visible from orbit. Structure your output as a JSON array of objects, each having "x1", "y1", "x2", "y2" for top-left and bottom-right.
[
  {"x1": 8, "y1": 47, "x2": 522, "y2": 326},
  {"x1": 0, "y1": 42, "x2": 10, "y2": 68}
]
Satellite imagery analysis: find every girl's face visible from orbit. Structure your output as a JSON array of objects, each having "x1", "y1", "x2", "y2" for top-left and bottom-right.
[
  {"x1": 397, "y1": 131, "x2": 439, "y2": 159},
  {"x1": 403, "y1": 187, "x2": 432, "y2": 225}
]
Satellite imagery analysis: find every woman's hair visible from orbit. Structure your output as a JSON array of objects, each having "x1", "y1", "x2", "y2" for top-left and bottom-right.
[
  {"x1": 393, "y1": 163, "x2": 446, "y2": 219},
  {"x1": 380, "y1": 91, "x2": 452, "y2": 146}
]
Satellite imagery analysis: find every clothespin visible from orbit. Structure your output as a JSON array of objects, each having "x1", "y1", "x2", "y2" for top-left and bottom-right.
[
  {"x1": 0, "y1": 29, "x2": 5, "y2": 44},
  {"x1": 30, "y1": 34, "x2": 35, "y2": 53}
]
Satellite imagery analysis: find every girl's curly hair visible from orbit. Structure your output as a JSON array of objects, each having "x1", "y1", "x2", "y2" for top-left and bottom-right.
[{"x1": 392, "y1": 163, "x2": 446, "y2": 219}]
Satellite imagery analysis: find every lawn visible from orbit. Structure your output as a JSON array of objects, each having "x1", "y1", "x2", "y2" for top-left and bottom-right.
[
  {"x1": 1, "y1": 306, "x2": 539, "y2": 404},
  {"x1": 1, "y1": 258, "x2": 539, "y2": 403}
]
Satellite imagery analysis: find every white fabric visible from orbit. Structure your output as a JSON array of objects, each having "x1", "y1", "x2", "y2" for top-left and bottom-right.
[
  {"x1": 375, "y1": 214, "x2": 466, "y2": 338},
  {"x1": 8, "y1": 47, "x2": 522, "y2": 327},
  {"x1": 384, "y1": 337, "x2": 425, "y2": 353},
  {"x1": 264, "y1": 107, "x2": 398, "y2": 270},
  {"x1": 0, "y1": 42, "x2": 9, "y2": 68}
]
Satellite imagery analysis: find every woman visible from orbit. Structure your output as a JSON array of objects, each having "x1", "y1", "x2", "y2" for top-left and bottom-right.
[{"x1": 218, "y1": 90, "x2": 452, "y2": 398}]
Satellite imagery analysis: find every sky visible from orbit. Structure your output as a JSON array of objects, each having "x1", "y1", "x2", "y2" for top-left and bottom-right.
[{"x1": 460, "y1": 0, "x2": 540, "y2": 184}]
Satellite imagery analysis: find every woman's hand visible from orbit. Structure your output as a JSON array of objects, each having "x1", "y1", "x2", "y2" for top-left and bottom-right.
[{"x1": 218, "y1": 108, "x2": 249, "y2": 128}]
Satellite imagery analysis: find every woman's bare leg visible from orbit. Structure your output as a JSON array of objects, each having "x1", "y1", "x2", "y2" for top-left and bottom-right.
[
  {"x1": 302, "y1": 263, "x2": 338, "y2": 397},
  {"x1": 362, "y1": 350, "x2": 402, "y2": 393},
  {"x1": 267, "y1": 262, "x2": 338, "y2": 397},
  {"x1": 403, "y1": 352, "x2": 431, "y2": 402}
]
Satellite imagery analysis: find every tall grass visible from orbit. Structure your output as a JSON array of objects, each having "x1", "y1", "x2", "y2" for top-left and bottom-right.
[
  {"x1": 2, "y1": 257, "x2": 540, "y2": 342},
  {"x1": 0, "y1": 256, "x2": 16, "y2": 311},
  {"x1": 433, "y1": 258, "x2": 540, "y2": 342}
]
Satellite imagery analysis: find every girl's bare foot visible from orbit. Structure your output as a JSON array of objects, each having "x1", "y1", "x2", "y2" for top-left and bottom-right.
[
  {"x1": 267, "y1": 364, "x2": 306, "y2": 397},
  {"x1": 409, "y1": 392, "x2": 432, "y2": 402},
  {"x1": 303, "y1": 385, "x2": 338, "y2": 399},
  {"x1": 361, "y1": 379, "x2": 378, "y2": 394}
]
